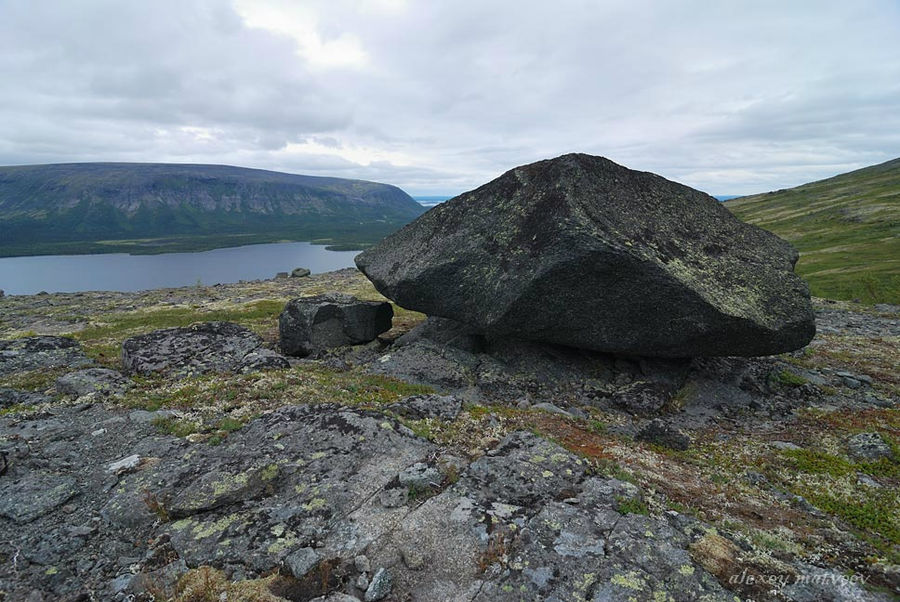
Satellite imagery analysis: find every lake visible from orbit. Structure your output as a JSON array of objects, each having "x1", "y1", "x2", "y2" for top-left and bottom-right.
[{"x1": 0, "y1": 242, "x2": 359, "y2": 296}]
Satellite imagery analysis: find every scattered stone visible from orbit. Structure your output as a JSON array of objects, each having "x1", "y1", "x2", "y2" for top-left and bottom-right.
[
  {"x1": 847, "y1": 432, "x2": 894, "y2": 462},
  {"x1": 0, "y1": 387, "x2": 54, "y2": 407},
  {"x1": 857, "y1": 473, "x2": 882, "y2": 488},
  {"x1": 387, "y1": 394, "x2": 462, "y2": 421},
  {"x1": 122, "y1": 321, "x2": 288, "y2": 377},
  {"x1": 0, "y1": 335, "x2": 93, "y2": 376},
  {"x1": 284, "y1": 547, "x2": 320, "y2": 578},
  {"x1": 531, "y1": 402, "x2": 572, "y2": 417},
  {"x1": 398, "y1": 462, "x2": 441, "y2": 490},
  {"x1": 783, "y1": 564, "x2": 881, "y2": 602},
  {"x1": 636, "y1": 419, "x2": 692, "y2": 451},
  {"x1": 364, "y1": 567, "x2": 392, "y2": 602},
  {"x1": 279, "y1": 293, "x2": 393, "y2": 357},
  {"x1": 354, "y1": 555, "x2": 371, "y2": 574},
  {"x1": 613, "y1": 381, "x2": 671, "y2": 415},
  {"x1": 0, "y1": 472, "x2": 78, "y2": 523},
  {"x1": 310, "y1": 594, "x2": 361, "y2": 602},
  {"x1": 357, "y1": 153, "x2": 815, "y2": 357},
  {"x1": 290, "y1": 267, "x2": 311, "y2": 278},
  {"x1": 771, "y1": 441, "x2": 801, "y2": 451},
  {"x1": 107, "y1": 454, "x2": 141, "y2": 474},
  {"x1": 56, "y1": 368, "x2": 131, "y2": 398}
]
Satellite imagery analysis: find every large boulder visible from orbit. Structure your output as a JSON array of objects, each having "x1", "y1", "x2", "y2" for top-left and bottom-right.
[
  {"x1": 122, "y1": 321, "x2": 289, "y2": 377},
  {"x1": 356, "y1": 154, "x2": 815, "y2": 357},
  {"x1": 279, "y1": 293, "x2": 393, "y2": 357}
]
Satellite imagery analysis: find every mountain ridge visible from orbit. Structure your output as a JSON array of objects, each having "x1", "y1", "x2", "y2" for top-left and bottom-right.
[
  {"x1": 726, "y1": 157, "x2": 899, "y2": 304},
  {"x1": 0, "y1": 162, "x2": 425, "y2": 256}
]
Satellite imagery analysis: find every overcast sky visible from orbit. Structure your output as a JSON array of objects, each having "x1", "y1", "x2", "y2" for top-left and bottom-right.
[{"x1": 1, "y1": 0, "x2": 898, "y2": 195}]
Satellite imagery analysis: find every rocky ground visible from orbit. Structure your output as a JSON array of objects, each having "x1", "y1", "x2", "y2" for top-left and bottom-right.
[{"x1": 0, "y1": 269, "x2": 897, "y2": 601}]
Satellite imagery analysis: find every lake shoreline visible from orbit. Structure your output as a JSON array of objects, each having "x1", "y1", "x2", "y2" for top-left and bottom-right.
[{"x1": 0, "y1": 241, "x2": 359, "y2": 296}]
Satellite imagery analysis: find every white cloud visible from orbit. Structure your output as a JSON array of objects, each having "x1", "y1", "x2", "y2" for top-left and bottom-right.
[{"x1": 0, "y1": 0, "x2": 898, "y2": 195}]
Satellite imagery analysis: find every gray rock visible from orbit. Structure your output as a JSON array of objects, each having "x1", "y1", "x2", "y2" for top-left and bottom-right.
[
  {"x1": 56, "y1": 368, "x2": 131, "y2": 398},
  {"x1": 275, "y1": 271, "x2": 289, "y2": 279},
  {"x1": 310, "y1": 594, "x2": 361, "y2": 602},
  {"x1": 531, "y1": 402, "x2": 572, "y2": 417},
  {"x1": 0, "y1": 472, "x2": 78, "y2": 523},
  {"x1": 355, "y1": 554, "x2": 371, "y2": 574},
  {"x1": 847, "y1": 432, "x2": 894, "y2": 462},
  {"x1": 379, "y1": 486, "x2": 409, "y2": 508},
  {"x1": 107, "y1": 454, "x2": 141, "y2": 473},
  {"x1": 387, "y1": 394, "x2": 462, "y2": 421},
  {"x1": 291, "y1": 267, "x2": 311, "y2": 278},
  {"x1": 772, "y1": 441, "x2": 802, "y2": 451},
  {"x1": 356, "y1": 153, "x2": 815, "y2": 357},
  {"x1": 365, "y1": 567, "x2": 392, "y2": 602},
  {"x1": 398, "y1": 462, "x2": 441, "y2": 489},
  {"x1": 0, "y1": 336, "x2": 93, "y2": 376},
  {"x1": 613, "y1": 381, "x2": 671, "y2": 415},
  {"x1": 284, "y1": 547, "x2": 320, "y2": 578},
  {"x1": 122, "y1": 321, "x2": 288, "y2": 377},
  {"x1": 783, "y1": 564, "x2": 886, "y2": 602},
  {"x1": 636, "y1": 419, "x2": 692, "y2": 450},
  {"x1": 279, "y1": 293, "x2": 393, "y2": 357},
  {"x1": 0, "y1": 387, "x2": 54, "y2": 407}
]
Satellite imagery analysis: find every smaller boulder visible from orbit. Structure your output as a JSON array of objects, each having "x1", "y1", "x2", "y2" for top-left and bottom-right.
[
  {"x1": 56, "y1": 368, "x2": 132, "y2": 398},
  {"x1": 847, "y1": 432, "x2": 893, "y2": 462},
  {"x1": 365, "y1": 568, "x2": 392, "y2": 602},
  {"x1": 636, "y1": 419, "x2": 692, "y2": 451},
  {"x1": 387, "y1": 394, "x2": 462, "y2": 421},
  {"x1": 279, "y1": 293, "x2": 393, "y2": 357},
  {"x1": 290, "y1": 267, "x2": 311, "y2": 278},
  {"x1": 122, "y1": 322, "x2": 288, "y2": 377}
]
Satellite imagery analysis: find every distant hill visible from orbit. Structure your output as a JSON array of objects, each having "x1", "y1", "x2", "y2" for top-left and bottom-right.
[
  {"x1": 0, "y1": 163, "x2": 425, "y2": 256},
  {"x1": 726, "y1": 158, "x2": 899, "y2": 304}
]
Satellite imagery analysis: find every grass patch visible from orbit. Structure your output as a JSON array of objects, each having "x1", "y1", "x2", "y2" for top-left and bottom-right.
[
  {"x1": 782, "y1": 448, "x2": 854, "y2": 477},
  {"x1": 0, "y1": 403, "x2": 33, "y2": 417},
  {"x1": 0, "y1": 367, "x2": 67, "y2": 392},
  {"x1": 772, "y1": 369, "x2": 808, "y2": 387},
  {"x1": 152, "y1": 416, "x2": 203, "y2": 438},
  {"x1": 802, "y1": 488, "x2": 899, "y2": 551},
  {"x1": 72, "y1": 299, "x2": 285, "y2": 343},
  {"x1": 615, "y1": 495, "x2": 649, "y2": 515}
]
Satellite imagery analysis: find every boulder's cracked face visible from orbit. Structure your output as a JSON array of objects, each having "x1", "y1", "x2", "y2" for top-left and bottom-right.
[{"x1": 357, "y1": 153, "x2": 816, "y2": 357}]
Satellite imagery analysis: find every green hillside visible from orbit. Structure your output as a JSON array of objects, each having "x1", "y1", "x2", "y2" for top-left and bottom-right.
[
  {"x1": 0, "y1": 163, "x2": 425, "y2": 256},
  {"x1": 726, "y1": 158, "x2": 900, "y2": 304}
]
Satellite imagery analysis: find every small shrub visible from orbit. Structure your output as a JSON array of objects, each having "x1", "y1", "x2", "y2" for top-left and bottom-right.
[
  {"x1": 774, "y1": 369, "x2": 808, "y2": 387},
  {"x1": 615, "y1": 495, "x2": 649, "y2": 515},
  {"x1": 152, "y1": 416, "x2": 202, "y2": 438}
]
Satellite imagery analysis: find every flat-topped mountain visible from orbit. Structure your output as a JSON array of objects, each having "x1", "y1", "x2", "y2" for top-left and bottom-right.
[
  {"x1": 726, "y1": 158, "x2": 899, "y2": 304},
  {"x1": 0, "y1": 162, "x2": 425, "y2": 256}
]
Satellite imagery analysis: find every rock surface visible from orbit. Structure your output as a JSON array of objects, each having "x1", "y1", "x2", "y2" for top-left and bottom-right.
[
  {"x1": 0, "y1": 403, "x2": 739, "y2": 602},
  {"x1": 279, "y1": 293, "x2": 393, "y2": 357},
  {"x1": 122, "y1": 321, "x2": 289, "y2": 377},
  {"x1": 357, "y1": 153, "x2": 815, "y2": 357},
  {"x1": 0, "y1": 335, "x2": 93, "y2": 375},
  {"x1": 56, "y1": 368, "x2": 132, "y2": 398}
]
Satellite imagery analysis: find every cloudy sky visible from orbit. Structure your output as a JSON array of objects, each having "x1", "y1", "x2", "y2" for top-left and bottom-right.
[{"x1": 1, "y1": 0, "x2": 898, "y2": 196}]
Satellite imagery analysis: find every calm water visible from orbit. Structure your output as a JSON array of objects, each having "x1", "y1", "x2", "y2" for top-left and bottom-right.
[{"x1": 0, "y1": 242, "x2": 358, "y2": 295}]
